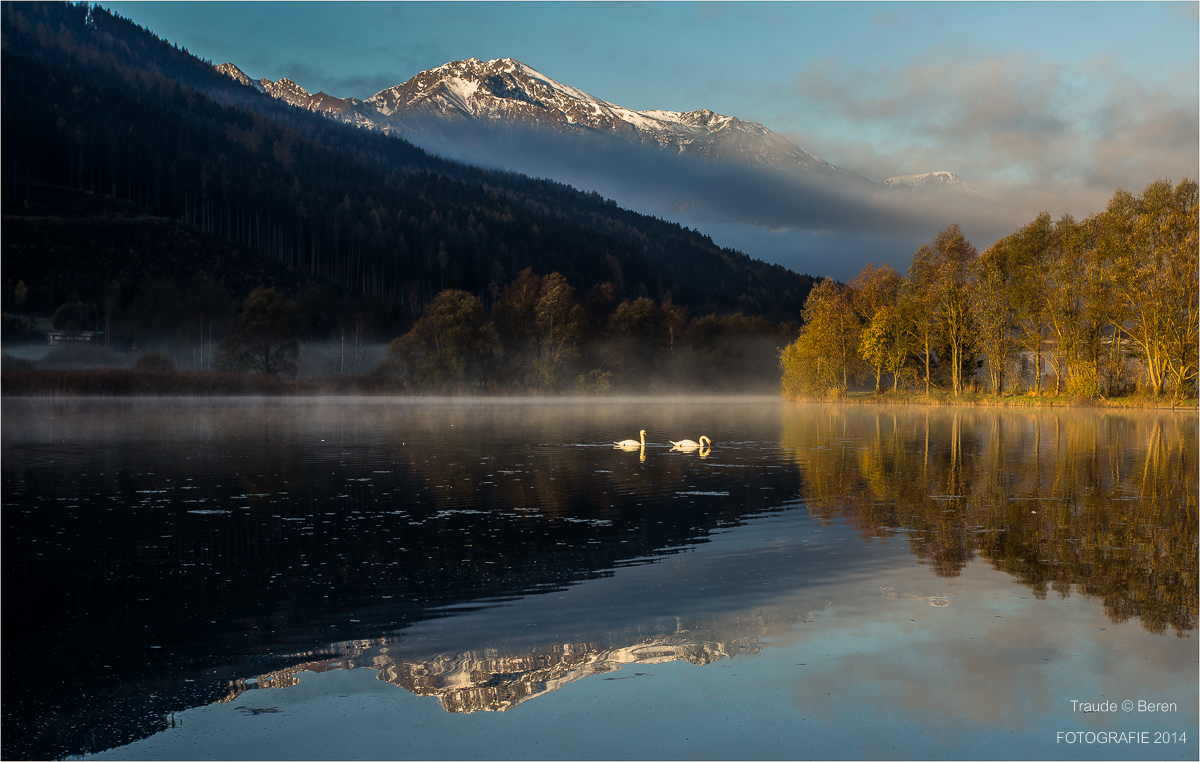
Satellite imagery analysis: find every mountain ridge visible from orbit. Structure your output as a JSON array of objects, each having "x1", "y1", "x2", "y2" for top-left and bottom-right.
[
  {"x1": 3, "y1": 2, "x2": 819, "y2": 334},
  {"x1": 219, "y1": 56, "x2": 959, "y2": 189}
]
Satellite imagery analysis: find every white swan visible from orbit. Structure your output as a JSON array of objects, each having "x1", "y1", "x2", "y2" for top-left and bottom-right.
[
  {"x1": 614, "y1": 430, "x2": 647, "y2": 449},
  {"x1": 670, "y1": 435, "x2": 711, "y2": 451}
]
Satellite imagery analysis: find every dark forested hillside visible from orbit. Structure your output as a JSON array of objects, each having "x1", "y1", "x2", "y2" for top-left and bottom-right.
[{"x1": 1, "y1": 1, "x2": 816, "y2": 335}]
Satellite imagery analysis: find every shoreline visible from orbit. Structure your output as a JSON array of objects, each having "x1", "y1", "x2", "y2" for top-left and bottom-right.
[
  {"x1": 1, "y1": 369, "x2": 1195, "y2": 409},
  {"x1": 786, "y1": 390, "x2": 1199, "y2": 411}
]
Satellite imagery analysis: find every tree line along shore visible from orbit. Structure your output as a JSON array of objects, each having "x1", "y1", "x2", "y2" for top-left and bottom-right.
[
  {"x1": 781, "y1": 179, "x2": 1198, "y2": 406},
  {"x1": 4, "y1": 178, "x2": 1195, "y2": 403},
  {"x1": 3, "y1": 267, "x2": 796, "y2": 395}
]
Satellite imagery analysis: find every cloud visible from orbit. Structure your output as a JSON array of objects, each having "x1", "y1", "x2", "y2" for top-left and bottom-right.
[
  {"x1": 394, "y1": 117, "x2": 1018, "y2": 281},
  {"x1": 787, "y1": 51, "x2": 1198, "y2": 211},
  {"x1": 866, "y1": 9, "x2": 918, "y2": 37},
  {"x1": 1171, "y1": 2, "x2": 1200, "y2": 21},
  {"x1": 374, "y1": 43, "x2": 1195, "y2": 282}
]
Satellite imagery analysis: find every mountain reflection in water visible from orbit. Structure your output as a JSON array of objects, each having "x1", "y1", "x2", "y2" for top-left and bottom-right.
[
  {"x1": 3, "y1": 397, "x2": 809, "y2": 759},
  {"x1": 781, "y1": 405, "x2": 1198, "y2": 636},
  {"x1": 2, "y1": 398, "x2": 1196, "y2": 760},
  {"x1": 222, "y1": 621, "x2": 767, "y2": 714}
]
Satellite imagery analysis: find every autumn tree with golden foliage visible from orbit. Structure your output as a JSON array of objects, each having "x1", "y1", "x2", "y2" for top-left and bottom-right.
[
  {"x1": 780, "y1": 279, "x2": 861, "y2": 398},
  {"x1": 781, "y1": 178, "x2": 1197, "y2": 401},
  {"x1": 969, "y1": 238, "x2": 1017, "y2": 394},
  {"x1": 925, "y1": 225, "x2": 978, "y2": 396},
  {"x1": 1106, "y1": 179, "x2": 1198, "y2": 399},
  {"x1": 851, "y1": 263, "x2": 904, "y2": 393}
]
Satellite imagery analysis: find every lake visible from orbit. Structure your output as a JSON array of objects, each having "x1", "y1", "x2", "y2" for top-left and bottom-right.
[{"x1": 2, "y1": 397, "x2": 1196, "y2": 760}]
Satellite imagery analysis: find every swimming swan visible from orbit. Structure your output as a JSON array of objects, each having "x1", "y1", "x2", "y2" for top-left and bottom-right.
[
  {"x1": 615, "y1": 430, "x2": 647, "y2": 449},
  {"x1": 670, "y1": 435, "x2": 711, "y2": 451}
]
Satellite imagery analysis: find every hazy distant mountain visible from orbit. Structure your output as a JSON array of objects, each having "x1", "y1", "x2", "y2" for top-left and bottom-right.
[{"x1": 882, "y1": 171, "x2": 979, "y2": 195}]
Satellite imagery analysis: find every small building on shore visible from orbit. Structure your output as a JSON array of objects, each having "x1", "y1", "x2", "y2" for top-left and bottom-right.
[{"x1": 48, "y1": 330, "x2": 103, "y2": 345}]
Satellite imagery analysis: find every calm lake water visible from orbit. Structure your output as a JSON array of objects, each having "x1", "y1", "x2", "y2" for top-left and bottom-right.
[{"x1": 2, "y1": 397, "x2": 1196, "y2": 760}]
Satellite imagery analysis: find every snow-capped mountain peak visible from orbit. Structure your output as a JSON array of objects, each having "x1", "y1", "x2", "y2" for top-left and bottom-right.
[
  {"x1": 356, "y1": 58, "x2": 865, "y2": 181},
  {"x1": 258, "y1": 77, "x2": 314, "y2": 108},
  {"x1": 214, "y1": 57, "x2": 960, "y2": 189},
  {"x1": 365, "y1": 57, "x2": 615, "y2": 123}
]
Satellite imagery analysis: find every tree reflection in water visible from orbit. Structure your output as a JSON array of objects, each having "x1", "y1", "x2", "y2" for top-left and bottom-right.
[{"x1": 780, "y1": 405, "x2": 1197, "y2": 636}]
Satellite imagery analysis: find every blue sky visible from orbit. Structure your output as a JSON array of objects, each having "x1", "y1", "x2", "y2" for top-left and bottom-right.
[
  {"x1": 103, "y1": 2, "x2": 1197, "y2": 277},
  {"x1": 104, "y1": 2, "x2": 1196, "y2": 194}
]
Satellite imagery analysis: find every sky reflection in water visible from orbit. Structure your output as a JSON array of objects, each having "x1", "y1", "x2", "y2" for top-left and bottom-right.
[{"x1": 2, "y1": 398, "x2": 1195, "y2": 760}]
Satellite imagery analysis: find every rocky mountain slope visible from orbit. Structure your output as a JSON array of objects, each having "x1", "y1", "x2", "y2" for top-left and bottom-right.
[
  {"x1": 5, "y1": 1, "x2": 820, "y2": 337},
  {"x1": 218, "y1": 57, "x2": 952, "y2": 189}
]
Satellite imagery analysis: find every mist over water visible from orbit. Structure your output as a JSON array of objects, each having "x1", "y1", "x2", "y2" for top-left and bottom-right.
[
  {"x1": 296, "y1": 340, "x2": 391, "y2": 378},
  {"x1": 2, "y1": 398, "x2": 1195, "y2": 760}
]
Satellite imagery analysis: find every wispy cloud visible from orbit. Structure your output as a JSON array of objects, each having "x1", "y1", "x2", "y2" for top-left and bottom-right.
[
  {"x1": 399, "y1": 118, "x2": 1023, "y2": 280},
  {"x1": 1171, "y1": 2, "x2": 1200, "y2": 22},
  {"x1": 786, "y1": 51, "x2": 1198, "y2": 212}
]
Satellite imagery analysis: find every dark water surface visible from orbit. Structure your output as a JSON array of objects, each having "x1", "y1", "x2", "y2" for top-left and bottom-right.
[{"x1": 2, "y1": 397, "x2": 1196, "y2": 760}]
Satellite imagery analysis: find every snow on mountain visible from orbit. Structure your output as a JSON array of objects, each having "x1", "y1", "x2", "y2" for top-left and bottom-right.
[
  {"x1": 216, "y1": 57, "x2": 873, "y2": 184},
  {"x1": 367, "y1": 58, "x2": 863, "y2": 181},
  {"x1": 215, "y1": 65, "x2": 384, "y2": 129},
  {"x1": 216, "y1": 57, "x2": 976, "y2": 195},
  {"x1": 882, "y1": 171, "x2": 977, "y2": 194},
  {"x1": 257, "y1": 77, "x2": 313, "y2": 107},
  {"x1": 214, "y1": 62, "x2": 265, "y2": 94}
]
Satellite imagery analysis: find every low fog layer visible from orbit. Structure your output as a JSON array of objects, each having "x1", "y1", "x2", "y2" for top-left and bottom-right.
[
  {"x1": 296, "y1": 340, "x2": 391, "y2": 378},
  {"x1": 399, "y1": 118, "x2": 1076, "y2": 281},
  {"x1": 16, "y1": 341, "x2": 391, "y2": 378}
]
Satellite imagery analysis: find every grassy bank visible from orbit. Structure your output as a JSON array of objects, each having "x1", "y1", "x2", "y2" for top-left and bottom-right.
[{"x1": 789, "y1": 389, "x2": 1198, "y2": 410}]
